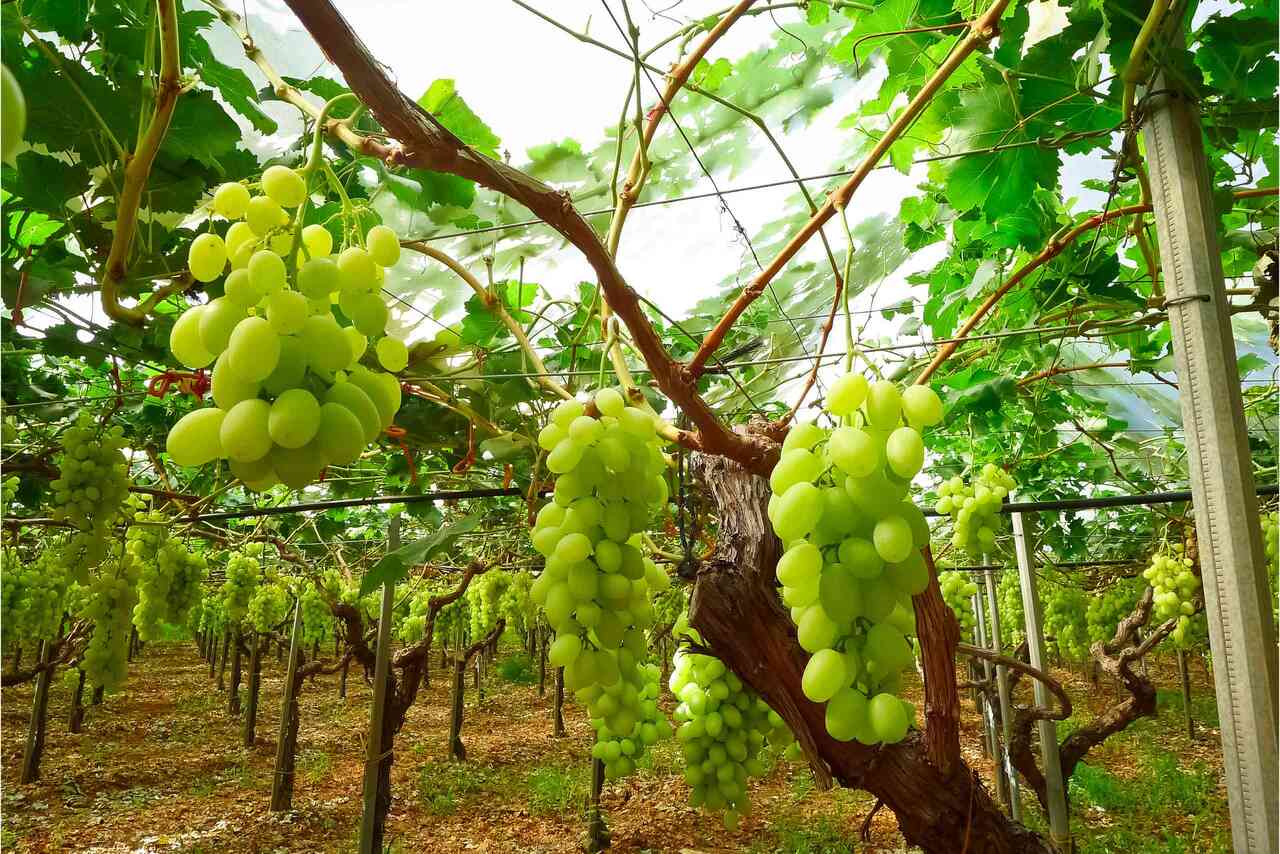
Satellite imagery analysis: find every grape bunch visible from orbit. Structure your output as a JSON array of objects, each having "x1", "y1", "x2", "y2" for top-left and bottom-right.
[
  {"x1": 1042, "y1": 584, "x2": 1089, "y2": 659},
  {"x1": 397, "y1": 583, "x2": 438, "y2": 644},
  {"x1": 996, "y1": 568, "x2": 1025, "y2": 647},
  {"x1": 498, "y1": 570, "x2": 536, "y2": 640},
  {"x1": 299, "y1": 583, "x2": 334, "y2": 646},
  {"x1": 529, "y1": 389, "x2": 674, "y2": 778},
  {"x1": 937, "y1": 570, "x2": 978, "y2": 641},
  {"x1": 222, "y1": 549, "x2": 263, "y2": 623},
  {"x1": 590, "y1": 659, "x2": 672, "y2": 781},
  {"x1": 130, "y1": 519, "x2": 208, "y2": 641},
  {"x1": 1085, "y1": 578, "x2": 1140, "y2": 645},
  {"x1": 432, "y1": 595, "x2": 468, "y2": 648},
  {"x1": 2, "y1": 544, "x2": 72, "y2": 646},
  {"x1": 199, "y1": 591, "x2": 229, "y2": 639},
  {"x1": 467, "y1": 570, "x2": 509, "y2": 638},
  {"x1": 165, "y1": 165, "x2": 408, "y2": 492},
  {"x1": 50, "y1": 416, "x2": 131, "y2": 563},
  {"x1": 1143, "y1": 543, "x2": 1200, "y2": 645},
  {"x1": 671, "y1": 646, "x2": 779, "y2": 829},
  {"x1": 767, "y1": 374, "x2": 940, "y2": 746},
  {"x1": 248, "y1": 580, "x2": 290, "y2": 634},
  {"x1": 936, "y1": 463, "x2": 1016, "y2": 556},
  {"x1": 81, "y1": 551, "x2": 141, "y2": 692}
]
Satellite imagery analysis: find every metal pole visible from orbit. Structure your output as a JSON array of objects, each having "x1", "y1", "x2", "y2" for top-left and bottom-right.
[
  {"x1": 972, "y1": 587, "x2": 1006, "y2": 804},
  {"x1": 1142, "y1": 69, "x2": 1279, "y2": 854},
  {"x1": 1012, "y1": 511, "x2": 1070, "y2": 850},
  {"x1": 359, "y1": 516, "x2": 400, "y2": 854},
  {"x1": 983, "y1": 561, "x2": 1021, "y2": 821}
]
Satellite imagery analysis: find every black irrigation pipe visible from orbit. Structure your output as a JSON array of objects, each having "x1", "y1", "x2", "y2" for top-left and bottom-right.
[{"x1": 948, "y1": 559, "x2": 1139, "y2": 572}]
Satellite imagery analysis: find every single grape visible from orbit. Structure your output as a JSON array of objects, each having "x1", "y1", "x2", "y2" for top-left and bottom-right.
[
  {"x1": 261, "y1": 164, "x2": 307, "y2": 208},
  {"x1": 365, "y1": 224, "x2": 401, "y2": 267},
  {"x1": 212, "y1": 183, "x2": 251, "y2": 219},
  {"x1": 166, "y1": 408, "x2": 226, "y2": 466},
  {"x1": 188, "y1": 233, "x2": 228, "y2": 282},
  {"x1": 376, "y1": 336, "x2": 408, "y2": 372}
]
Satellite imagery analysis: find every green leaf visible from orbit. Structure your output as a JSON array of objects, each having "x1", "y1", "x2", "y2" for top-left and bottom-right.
[
  {"x1": 417, "y1": 80, "x2": 501, "y2": 158},
  {"x1": 692, "y1": 57, "x2": 733, "y2": 92},
  {"x1": 27, "y1": 0, "x2": 90, "y2": 41},
  {"x1": 5, "y1": 152, "x2": 88, "y2": 215},
  {"x1": 359, "y1": 514, "x2": 482, "y2": 596},
  {"x1": 1195, "y1": 11, "x2": 1279, "y2": 100},
  {"x1": 807, "y1": 1, "x2": 831, "y2": 25},
  {"x1": 183, "y1": 20, "x2": 278, "y2": 135},
  {"x1": 160, "y1": 91, "x2": 242, "y2": 170}
]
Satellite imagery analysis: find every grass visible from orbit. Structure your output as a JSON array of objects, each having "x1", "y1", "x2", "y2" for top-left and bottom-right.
[
  {"x1": 296, "y1": 748, "x2": 332, "y2": 783},
  {"x1": 415, "y1": 760, "x2": 509, "y2": 815},
  {"x1": 751, "y1": 816, "x2": 857, "y2": 853},
  {"x1": 524, "y1": 765, "x2": 588, "y2": 815},
  {"x1": 495, "y1": 652, "x2": 536, "y2": 685}
]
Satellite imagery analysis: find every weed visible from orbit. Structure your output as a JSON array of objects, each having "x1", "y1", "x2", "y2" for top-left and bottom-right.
[
  {"x1": 496, "y1": 653, "x2": 536, "y2": 685},
  {"x1": 416, "y1": 760, "x2": 506, "y2": 814},
  {"x1": 296, "y1": 748, "x2": 333, "y2": 782},
  {"x1": 525, "y1": 765, "x2": 588, "y2": 815},
  {"x1": 751, "y1": 816, "x2": 856, "y2": 853}
]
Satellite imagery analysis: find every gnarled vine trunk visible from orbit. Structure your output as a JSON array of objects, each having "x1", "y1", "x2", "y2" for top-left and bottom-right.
[{"x1": 689, "y1": 453, "x2": 1050, "y2": 854}]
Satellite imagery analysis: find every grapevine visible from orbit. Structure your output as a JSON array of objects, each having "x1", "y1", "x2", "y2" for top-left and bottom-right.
[
  {"x1": 164, "y1": 130, "x2": 409, "y2": 491},
  {"x1": 530, "y1": 389, "x2": 675, "y2": 780},
  {"x1": 767, "y1": 373, "x2": 940, "y2": 746}
]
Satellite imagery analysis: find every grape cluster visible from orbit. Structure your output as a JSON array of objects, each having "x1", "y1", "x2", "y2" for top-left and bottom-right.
[
  {"x1": 433, "y1": 596, "x2": 468, "y2": 647},
  {"x1": 397, "y1": 583, "x2": 438, "y2": 644},
  {"x1": 165, "y1": 166, "x2": 408, "y2": 492},
  {"x1": 1264, "y1": 511, "x2": 1278, "y2": 622},
  {"x1": 1, "y1": 544, "x2": 71, "y2": 645},
  {"x1": 498, "y1": 570, "x2": 535, "y2": 640},
  {"x1": 768, "y1": 374, "x2": 940, "y2": 746},
  {"x1": 81, "y1": 551, "x2": 141, "y2": 692},
  {"x1": 248, "y1": 580, "x2": 290, "y2": 634},
  {"x1": 467, "y1": 570, "x2": 509, "y2": 638},
  {"x1": 1042, "y1": 584, "x2": 1089, "y2": 659},
  {"x1": 671, "y1": 647, "x2": 778, "y2": 829},
  {"x1": 199, "y1": 591, "x2": 229, "y2": 638},
  {"x1": 1085, "y1": 578, "x2": 1140, "y2": 645},
  {"x1": 937, "y1": 570, "x2": 978, "y2": 641},
  {"x1": 995, "y1": 569, "x2": 1025, "y2": 647},
  {"x1": 130, "y1": 518, "x2": 208, "y2": 641},
  {"x1": 299, "y1": 583, "x2": 334, "y2": 646},
  {"x1": 1143, "y1": 544, "x2": 1200, "y2": 646},
  {"x1": 590, "y1": 659, "x2": 671, "y2": 781},
  {"x1": 530, "y1": 390, "x2": 674, "y2": 778},
  {"x1": 222, "y1": 549, "x2": 262, "y2": 623},
  {"x1": 50, "y1": 417, "x2": 131, "y2": 562},
  {"x1": 936, "y1": 463, "x2": 1016, "y2": 556}
]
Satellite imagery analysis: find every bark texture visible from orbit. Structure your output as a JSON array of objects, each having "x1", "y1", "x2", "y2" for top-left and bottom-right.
[{"x1": 688, "y1": 453, "x2": 1051, "y2": 854}]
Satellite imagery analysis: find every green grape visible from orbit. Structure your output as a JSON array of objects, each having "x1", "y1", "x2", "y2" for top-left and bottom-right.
[
  {"x1": 210, "y1": 353, "x2": 260, "y2": 410},
  {"x1": 301, "y1": 315, "x2": 350, "y2": 374},
  {"x1": 1085, "y1": 577, "x2": 1141, "y2": 645},
  {"x1": 166, "y1": 408, "x2": 226, "y2": 467},
  {"x1": 337, "y1": 246, "x2": 377, "y2": 291},
  {"x1": 170, "y1": 306, "x2": 214, "y2": 369},
  {"x1": 227, "y1": 316, "x2": 281, "y2": 382},
  {"x1": 314, "y1": 402, "x2": 365, "y2": 465},
  {"x1": 49, "y1": 416, "x2": 132, "y2": 540},
  {"x1": 2, "y1": 544, "x2": 71, "y2": 646},
  {"x1": 302, "y1": 223, "x2": 333, "y2": 259},
  {"x1": 247, "y1": 580, "x2": 290, "y2": 634},
  {"x1": 863, "y1": 381, "x2": 902, "y2": 430},
  {"x1": 220, "y1": 398, "x2": 273, "y2": 462},
  {"x1": 671, "y1": 644, "x2": 782, "y2": 828},
  {"x1": 248, "y1": 249, "x2": 288, "y2": 294},
  {"x1": 900, "y1": 385, "x2": 943, "y2": 429},
  {"x1": 224, "y1": 269, "x2": 263, "y2": 309},
  {"x1": 1042, "y1": 583, "x2": 1089, "y2": 659},
  {"x1": 300, "y1": 584, "x2": 334, "y2": 645},
  {"x1": 825, "y1": 373, "x2": 868, "y2": 417},
  {"x1": 996, "y1": 568, "x2": 1025, "y2": 647},
  {"x1": 261, "y1": 164, "x2": 307, "y2": 208},
  {"x1": 262, "y1": 335, "x2": 308, "y2": 396},
  {"x1": 1, "y1": 64, "x2": 24, "y2": 165},
  {"x1": 213, "y1": 182, "x2": 251, "y2": 219},
  {"x1": 884, "y1": 427, "x2": 924, "y2": 480},
  {"x1": 376, "y1": 336, "x2": 408, "y2": 372},
  {"x1": 225, "y1": 221, "x2": 256, "y2": 259},
  {"x1": 266, "y1": 289, "x2": 309, "y2": 335},
  {"x1": 188, "y1": 233, "x2": 228, "y2": 283},
  {"x1": 268, "y1": 388, "x2": 321, "y2": 450},
  {"x1": 270, "y1": 439, "x2": 328, "y2": 489},
  {"x1": 339, "y1": 289, "x2": 389, "y2": 337},
  {"x1": 344, "y1": 327, "x2": 368, "y2": 363},
  {"x1": 222, "y1": 549, "x2": 262, "y2": 622},
  {"x1": 130, "y1": 518, "x2": 207, "y2": 642},
  {"x1": 365, "y1": 224, "x2": 400, "y2": 267},
  {"x1": 325, "y1": 382, "x2": 381, "y2": 442},
  {"x1": 198, "y1": 296, "x2": 244, "y2": 355},
  {"x1": 298, "y1": 257, "x2": 340, "y2": 299},
  {"x1": 1143, "y1": 542, "x2": 1201, "y2": 647},
  {"x1": 245, "y1": 194, "x2": 287, "y2": 236}
]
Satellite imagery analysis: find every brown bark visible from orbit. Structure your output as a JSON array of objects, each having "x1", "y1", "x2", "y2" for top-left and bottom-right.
[
  {"x1": 243, "y1": 633, "x2": 262, "y2": 747},
  {"x1": 228, "y1": 628, "x2": 243, "y2": 716},
  {"x1": 69, "y1": 667, "x2": 87, "y2": 733},
  {"x1": 688, "y1": 452, "x2": 1050, "y2": 854}
]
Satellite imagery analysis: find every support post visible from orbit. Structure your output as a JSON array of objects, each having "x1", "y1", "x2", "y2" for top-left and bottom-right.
[
  {"x1": 973, "y1": 586, "x2": 1007, "y2": 804},
  {"x1": 1178, "y1": 649, "x2": 1194, "y2": 739},
  {"x1": 228, "y1": 627, "x2": 243, "y2": 716},
  {"x1": 1141, "y1": 70, "x2": 1279, "y2": 854},
  {"x1": 270, "y1": 603, "x2": 304, "y2": 812},
  {"x1": 217, "y1": 631, "x2": 230, "y2": 690},
  {"x1": 587, "y1": 756, "x2": 609, "y2": 852},
  {"x1": 243, "y1": 632, "x2": 262, "y2": 747},
  {"x1": 983, "y1": 564, "x2": 1021, "y2": 822},
  {"x1": 448, "y1": 657, "x2": 467, "y2": 760},
  {"x1": 1012, "y1": 512, "x2": 1071, "y2": 851},
  {"x1": 68, "y1": 667, "x2": 87, "y2": 733},
  {"x1": 20, "y1": 640, "x2": 54, "y2": 783},
  {"x1": 358, "y1": 516, "x2": 399, "y2": 854},
  {"x1": 553, "y1": 666, "x2": 566, "y2": 737},
  {"x1": 538, "y1": 624, "x2": 547, "y2": 697}
]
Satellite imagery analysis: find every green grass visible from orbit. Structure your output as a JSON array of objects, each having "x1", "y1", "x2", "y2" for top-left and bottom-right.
[
  {"x1": 495, "y1": 652, "x2": 536, "y2": 685},
  {"x1": 524, "y1": 765, "x2": 588, "y2": 815},
  {"x1": 416, "y1": 760, "x2": 508, "y2": 815},
  {"x1": 296, "y1": 748, "x2": 333, "y2": 782},
  {"x1": 751, "y1": 816, "x2": 857, "y2": 853}
]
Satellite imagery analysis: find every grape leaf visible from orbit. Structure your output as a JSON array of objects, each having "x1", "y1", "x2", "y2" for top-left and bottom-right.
[
  {"x1": 417, "y1": 80, "x2": 501, "y2": 158},
  {"x1": 359, "y1": 514, "x2": 482, "y2": 596}
]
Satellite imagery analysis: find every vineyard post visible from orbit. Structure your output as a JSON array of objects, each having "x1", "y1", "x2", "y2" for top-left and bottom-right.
[
  {"x1": 228, "y1": 627, "x2": 243, "y2": 715},
  {"x1": 1012, "y1": 511, "x2": 1071, "y2": 849},
  {"x1": 243, "y1": 632, "x2": 263, "y2": 747},
  {"x1": 358, "y1": 516, "x2": 399, "y2": 854},
  {"x1": 209, "y1": 632, "x2": 218, "y2": 678},
  {"x1": 1141, "y1": 69, "x2": 1279, "y2": 853},
  {"x1": 217, "y1": 630, "x2": 230, "y2": 690},
  {"x1": 538, "y1": 623, "x2": 547, "y2": 697},
  {"x1": 587, "y1": 756, "x2": 608, "y2": 852},
  {"x1": 91, "y1": 685, "x2": 103, "y2": 706},
  {"x1": 270, "y1": 602, "x2": 304, "y2": 812},
  {"x1": 1177, "y1": 649, "x2": 1193, "y2": 739},
  {"x1": 68, "y1": 666, "x2": 87, "y2": 734},
  {"x1": 984, "y1": 564, "x2": 1021, "y2": 821},
  {"x1": 553, "y1": 666, "x2": 566, "y2": 737},
  {"x1": 972, "y1": 585, "x2": 1006, "y2": 803},
  {"x1": 19, "y1": 639, "x2": 53, "y2": 783}
]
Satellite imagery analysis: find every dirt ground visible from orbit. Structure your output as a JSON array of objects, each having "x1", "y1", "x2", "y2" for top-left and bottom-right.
[{"x1": 0, "y1": 640, "x2": 1230, "y2": 853}]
